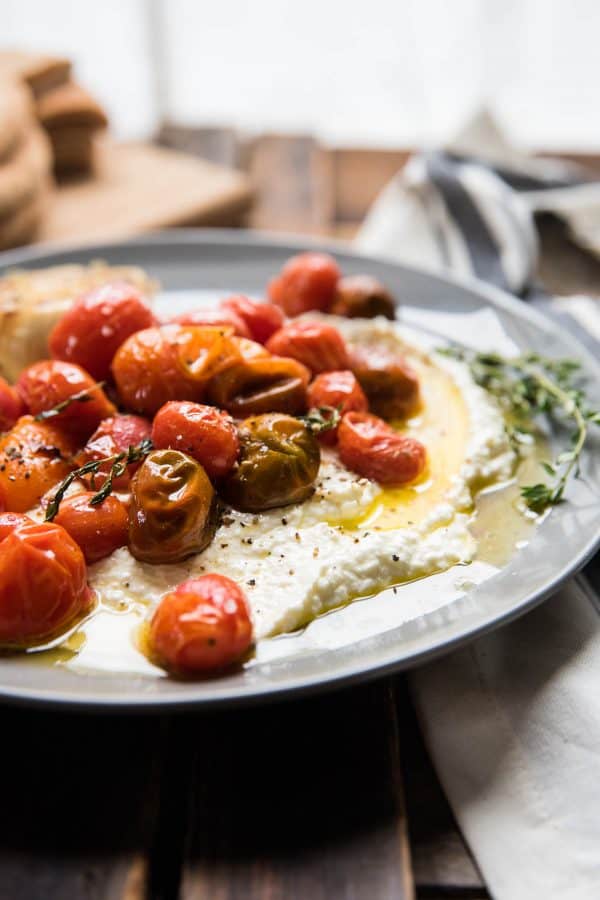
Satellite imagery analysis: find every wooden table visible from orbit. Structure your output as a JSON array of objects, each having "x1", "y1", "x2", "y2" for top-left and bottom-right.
[{"x1": 1, "y1": 130, "x2": 599, "y2": 900}]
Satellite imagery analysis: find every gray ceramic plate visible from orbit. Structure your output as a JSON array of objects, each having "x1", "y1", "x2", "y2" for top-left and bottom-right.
[{"x1": 0, "y1": 230, "x2": 599, "y2": 711}]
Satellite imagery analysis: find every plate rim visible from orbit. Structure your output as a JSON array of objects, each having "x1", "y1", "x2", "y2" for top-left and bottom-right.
[{"x1": 0, "y1": 228, "x2": 599, "y2": 713}]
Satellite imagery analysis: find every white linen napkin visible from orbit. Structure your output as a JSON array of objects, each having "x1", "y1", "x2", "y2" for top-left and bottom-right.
[{"x1": 355, "y1": 110, "x2": 600, "y2": 899}]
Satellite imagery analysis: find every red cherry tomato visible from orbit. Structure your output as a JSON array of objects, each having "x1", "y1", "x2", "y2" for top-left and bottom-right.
[
  {"x1": 53, "y1": 492, "x2": 129, "y2": 563},
  {"x1": 152, "y1": 401, "x2": 239, "y2": 479},
  {"x1": 49, "y1": 282, "x2": 157, "y2": 381},
  {"x1": 307, "y1": 370, "x2": 369, "y2": 444},
  {"x1": 0, "y1": 416, "x2": 78, "y2": 513},
  {"x1": 268, "y1": 253, "x2": 340, "y2": 316},
  {"x1": 79, "y1": 414, "x2": 152, "y2": 491},
  {"x1": 220, "y1": 295, "x2": 285, "y2": 343},
  {"x1": 0, "y1": 377, "x2": 25, "y2": 433},
  {"x1": 337, "y1": 411, "x2": 426, "y2": 485},
  {"x1": 265, "y1": 320, "x2": 349, "y2": 374},
  {"x1": 17, "y1": 360, "x2": 116, "y2": 443},
  {"x1": 0, "y1": 520, "x2": 93, "y2": 648},
  {"x1": 149, "y1": 574, "x2": 253, "y2": 675},
  {"x1": 170, "y1": 307, "x2": 251, "y2": 338},
  {"x1": 0, "y1": 512, "x2": 32, "y2": 542}
]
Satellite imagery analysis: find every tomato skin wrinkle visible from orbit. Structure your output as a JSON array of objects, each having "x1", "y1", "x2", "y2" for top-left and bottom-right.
[
  {"x1": 17, "y1": 361, "x2": 116, "y2": 443},
  {"x1": 220, "y1": 295, "x2": 285, "y2": 344},
  {"x1": 338, "y1": 411, "x2": 427, "y2": 485},
  {"x1": 152, "y1": 401, "x2": 239, "y2": 480},
  {"x1": 0, "y1": 520, "x2": 93, "y2": 648},
  {"x1": 150, "y1": 574, "x2": 252, "y2": 675},
  {"x1": 266, "y1": 320, "x2": 349, "y2": 374},
  {"x1": 54, "y1": 492, "x2": 128, "y2": 564},
  {"x1": 268, "y1": 253, "x2": 340, "y2": 316},
  {"x1": 307, "y1": 371, "x2": 368, "y2": 445},
  {"x1": 49, "y1": 282, "x2": 157, "y2": 381}
]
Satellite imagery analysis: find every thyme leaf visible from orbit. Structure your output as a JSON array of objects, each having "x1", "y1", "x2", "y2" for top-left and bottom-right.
[
  {"x1": 34, "y1": 382, "x2": 107, "y2": 421},
  {"x1": 299, "y1": 406, "x2": 342, "y2": 434},
  {"x1": 438, "y1": 346, "x2": 598, "y2": 514},
  {"x1": 45, "y1": 438, "x2": 154, "y2": 521}
]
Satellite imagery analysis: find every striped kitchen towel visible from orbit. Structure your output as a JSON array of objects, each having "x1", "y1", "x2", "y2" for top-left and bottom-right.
[
  {"x1": 356, "y1": 111, "x2": 600, "y2": 900},
  {"x1": 357, "y1": 109, "x2": 600, "y2": 354}
]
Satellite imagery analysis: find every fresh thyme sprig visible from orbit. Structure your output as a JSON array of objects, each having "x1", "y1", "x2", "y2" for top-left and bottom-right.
[
  {"x1": 299, "y1": 405, "x2": 342, "y2": 434},
  {"x1": 438, "y1": 347, "x2": 600, "y2": 513},
  {"x1": 45, "y1": 438, "x2": 154, "y2": 521},
  {"x1": 34, "y1": 382, "x2": 107, "y2": 421}
]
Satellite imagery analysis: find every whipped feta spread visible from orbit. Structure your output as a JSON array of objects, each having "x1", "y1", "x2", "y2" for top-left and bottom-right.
[{"x1": 88, "y1": 317, "x2": 515, "y2": 641}]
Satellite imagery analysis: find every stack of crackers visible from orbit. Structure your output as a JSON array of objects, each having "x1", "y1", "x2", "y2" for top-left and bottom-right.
[
  {"x1": 0, "y1": 51, "x2": 108, "y2": 177},
  {"x1": 0, "y1": 76, "x2": 53, "y2": 250}
]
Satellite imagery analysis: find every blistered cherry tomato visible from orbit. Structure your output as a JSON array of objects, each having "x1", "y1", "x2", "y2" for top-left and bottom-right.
[
  {"x1": 0, "y1": 520, "x2": 93, "y2": 648},
  {"x1": 17, "y1": 360, "x2": 116, "y2": 442},
  {"x1": 330, "y1": 275, "x2": 395, "y2": 319},
  {"x1": 207, "y1": 355, "x2": 309, "y2": 417},
  {"x1": 79, "y1": 414, "x2": 152, "y2": 491},
  {"x1": 232, "y1": 337, "x2": 271, "y2": 361},
  {"x1": 170, "y1": 307, "x2": 251, "y2": 338},
  {"x1": 112, "y1": 325, "x2": 241, "y2": 416},
  {"x1": 150, "y1": 574, "x2": 252, "y2": 675},
  {"x1": 49, "y1": 282, "x2": 157, "y2": 381},
  {"x1": 306, "y1": 370, "x2": 369, "y2": 444},
  {"x1": 265, "y1": 320, "x2": 349, "y2": 374},
  {"x1": 350, "y1": 348, "x2": 420, "y2": 419},
  {"x1": 0, "y1": 377, "x2": 25, "y2": 433},
  {"x1": 337, "y1": 411, "x2": 426, "y2": 485},
  {"x1": 152, "y1": 402, "x2": 239, "y2": 480},
  {"x1": 222, "y1": 413, "x2": 320, "y2": 512},
  {"x1": 54, "y1": 492, "x2": 128, "y2": 563},
  {"x1": 0, "y1": 416, "x2": 77, "y2": 513},
  {"x1": 268, "y1": 252, "x2": 340, "y2": 316},
  {"x1": 220, "y1": 295, "x2": 285, "y2": 343},
  {"x1": 0, "y1": 512, "x2": 32, "y2": 542},
  {"x1": 129, "y1": 449, "x2": 217, "y2": 564}
]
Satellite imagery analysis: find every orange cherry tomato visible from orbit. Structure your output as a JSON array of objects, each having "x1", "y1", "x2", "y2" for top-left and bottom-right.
[
  {"x1": 0, "y1": 512, "x2": 32, "y2": 542},
  {"x1": 306, "y1": 370, "x2": 369, "y2": 444},
  {"x1": 170, "y1": 307, "x2": 251, "y2": 338},
  {"x1": 17, "y1": 360, "x2": 116, "y2": 442},
  {"x1": 112, "y1": 325, "x2": 241, "y2": 417},
  {"x1": 79, "y1": 414, "x2": 152, "y2": 491},
  {"x1": 350, "y1": 348, "x2": 421, "y2": 419},
  {"x1": 207, "y1": 355, "x2": 310, "y2": 417},
  {"x1": 232, "y1": 337, "x2": 271, "y2": 361},
  {"x1": 48, "y1": 282, "x2": 157, "y2": 381},
  {"x1": 337, "y1": 411, "x2": 426, "y2": 485},
  {"x1": 265, "y1": 320, "x2": 349, "y2": 374},
  {"x1": 0, "y1": 377, "x2": 25, "y2": 433},
  {"x1": 152, "y1": 401, "x2": 239, "y2": 479},
  {"x1": 0, "y1": 520, "x2": 93, "y2": 648},
  {"x1": 149, "y1": 574, "x2": 252, "y2": 675},
  {"x1": 220, "y1": 295, "x2": 285, "y2": 343},
  {"x1": 0, "y1": 416, "x2": 77, "y2": 513},
  {"x1": 268, "y1": 252, "x2": 340, "y2": 316},
  {"x1": 54, "y1": 492, "x2": 128, "y2": 563}
]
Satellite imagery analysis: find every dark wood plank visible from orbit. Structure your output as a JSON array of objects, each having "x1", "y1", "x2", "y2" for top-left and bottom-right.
[
  {"x1": 179, "y1": 680, "x2": 414, "y2": 900},
  {"x1": 0, "y1": 705, "x2": 166, "y2": 900},
  {"x1": 393, "y1": 680, "x2": 487, "y2": 896},
  {"x1": 332, "y1": 148, "x2": 411, "y2": 223},
  {"x1": 246, "y1": 134, "x2": 334, "y2": 235}
]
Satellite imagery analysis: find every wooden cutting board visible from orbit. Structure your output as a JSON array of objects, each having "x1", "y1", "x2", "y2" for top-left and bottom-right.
[{"x1": 37, "y1": 139, "x2": 253, "y2": 243}]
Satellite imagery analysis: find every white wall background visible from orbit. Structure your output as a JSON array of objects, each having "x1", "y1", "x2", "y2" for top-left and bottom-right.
[{"x1": 3, "y1": 0, "x2": 600, "y2": 150}]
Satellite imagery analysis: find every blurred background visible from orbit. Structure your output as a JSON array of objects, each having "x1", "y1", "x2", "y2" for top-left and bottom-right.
[
  {"x1": 5, "y1": 0, "x2": 600, "y2": 149},
  {"x1": 2, "y1": 0, "x2": 600, "y2": 268}
]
